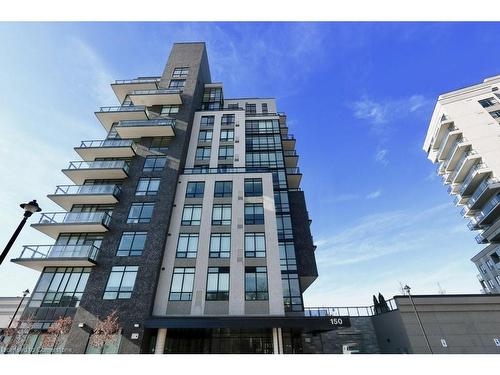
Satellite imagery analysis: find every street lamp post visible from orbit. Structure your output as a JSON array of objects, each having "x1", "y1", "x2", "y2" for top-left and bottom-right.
[
  {"x1": 0, "y1": 200, "x2": 41, "y2": 266},
  {"x1": 7, "y1": 289, "x2": 30, "y2": 329},
  {"x1": 404, "y1": 285, "x2": 433, "y2": 354}
]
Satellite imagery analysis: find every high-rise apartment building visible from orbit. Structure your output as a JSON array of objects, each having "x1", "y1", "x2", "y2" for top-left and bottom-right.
[
  {"x1": 423, "y1": 75, "x2": 500, "y2": 294},
  {"x1": 5, "y1": 42, "x2": 318, "y2": 354}
]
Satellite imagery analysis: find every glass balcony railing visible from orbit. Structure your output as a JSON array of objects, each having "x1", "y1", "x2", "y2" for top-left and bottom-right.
[
  {"x1": 467, "y1": 178, "x2": 500, "y2": 208},
  {"x1": 53, "y1": 184, "x2": 122, "y2": 197},
  {"x1": 114, "y1": 77, "x2": 160, "y2": 85},
  {"x1": 475, "y1": 194, "x2": 500, "y2": 224},
  {"x1": 283, "y1": 150, "x2": 298, "y2": 157},
  {"x1": 36, "y1": 212, "x2": 112, "y2": 227},
  {"x1": 282, "y1": 134, "x2": 295, "y2": 141},
  {"x1": 16, "y1": 244, "x2": 99, "y2": 261},
  {"x1": 436, "y1": 125, "x2": 458, "y2": 155},
  {"x1": 467, "y1": 216, "x2": 480, "y2": 230},
  {"x1": 459, "y1": 163, "x2": 487, "y2": 195},
  {"x1": 98, "y1": 105, "x2": 146, "y2": 113},
  {"x1": 79, "y1": 139, "x2": 134, "y2": 148},
  {"x1": 475, "y1": 232, "x2": 487, "y2": 244},
  {"x1": 117, "y1": 118, "x2": 175, "y2": 128},
  {"x1": 66, "y1": 160, "x2": 130, "y2": 173},
  {"x1": 286, "y1": 167, "x2": 301, "y2": 175},
  {"x1": 131, "y1": 88, "x2": 181, "y2": 96},
  {"x1": 448, "y1": 150, "x2": 477, "y2": 181}
]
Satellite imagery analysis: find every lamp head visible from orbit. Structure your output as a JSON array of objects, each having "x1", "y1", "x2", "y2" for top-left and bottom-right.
[
  {"x1": 20, "y1": 200, "x2": 42, "y2": 217},
  {"x1": 22, "y1": 289, "x2": 30, "y2": 297},
  {"x1": 403, "y1": 285, "x2": 411, "y2": 294}
]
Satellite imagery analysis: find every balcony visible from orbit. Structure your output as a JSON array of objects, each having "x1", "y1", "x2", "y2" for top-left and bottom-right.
[
  {"x1": 475, "y1": 194, "x2": 500, "y2": 226},
  {"x1": 282, "y1": 134, "x2": 296, "y2": 151},
  {"x1": 468, "y1": 216, "x2": 481, "y2": 231},
  {"x1": 74, "y1": 139, "x2": 136, "y2": 161},
  {"x1": 437, "y1": 128, "x2": 461, "y2": 161},
  {"x1": 449, "y1": 150, "x2": 481, "y2": 184},
  {"x1": 111, "y1": 77, "x2": 160, "y2": 103},
  {"x1": 286, "y1": 167, "x2": 302, "y2": 189},
  {"x1": 62, "y1": 160, "x2": 129, "y2": 185},
  {"x1": 10, "y1": 245, "x2": 99, "y2": 271},
  {"x1": 95, "y1": 105, "x2": 148, "y2": 132},
  {"x1": 48, "y1": 184, "x2": 122, "y2": 211},
  {"x1": 447, "y1": 183, "x2": 460, "y2": 195},
  {"x1": 445, "y1": 138, "x2": 471, "y2": 172},
  {"x1": 467, "y1": 178, "x2": 500, "y2": 211},
  {"x1": 459, "y1": 163, "x2": 491, "y2": 196},
  {"x1": 480, "y1": 217, "x2": 500, "y2": 243},
  {"x1": 475, "y1": 232, "x2": 488, "y2": 244},
  {"x1": 115, "y1": 118, "x2": 175, "y2": 139},
  {"x1": 31, "y1": 212, "x2": 112, "y2": 239},
  {"x1": 283, "y1": 150, "x2": 299, "y2": 168},
  {"x1": 431, "y1": 118, "x2": 454, "y2": 151},
  {"x1": 129, "y1": 88, "x2": 182, "y2": 107}
]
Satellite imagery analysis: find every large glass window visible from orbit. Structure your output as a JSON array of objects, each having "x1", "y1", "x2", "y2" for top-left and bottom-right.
[
  {"x1": 169, "y1": 267, "x2": 195, "y2": 301},
  {"x1": 172, "y1": 67, "x2": 189, "y2": 78},
  {"x1": 195, "y1": 147, "x2": 211, "y2": 161},
  {"x1": 181, "y1": 204, "x2": 202, "y2": 226},
  {"x1": 200, "y1": 116, "x2": 215, "y2": 127},
  {"x1": 279, "y1": 242, "x2": 297, "y2": 272},
  {"x1": 214, "y1": 181, "x2": 232, "y2": 197},
  {"x1": 198, "y1": 130, "x2": 213, "y2": 142},
  {"x1": 479, "y1": 97, "x2": 498, "y2": 108},
  {"x1": 282, "y1": 273, "x2": 302, "y2": 312},
  {"x1": 244, "y1": 178, "x2": 263, "y2": 197},
  {"x1": 209, "y1": 233, "x2": 231, "y2": 258},
  {"x1": 274, "y1": 191, "x2": 290, "y2": 213},
  {"x1": 28, "y1": 267, "x2": 91, "y2": 308},
  {"x1": 218, "y1": 146, "x2": 234, "y2": 160},
  {"x1": 245, "y1": 119, "x2": 279, "y2": 134},
  {"x1": 176, "y1": 234, "x2": 199, "y2": 258},
  {"x1": 245, "y1": 267, "x2": 268, "y2": 301},
  {"x1": 143, "y1": 156, "x2": 167, "y2": 172},
  {"x1": 490, "y1": 110, "x2": 500, "y2": 119},
  {"x1": 272, "y1": 170, "x2": 287, "y2": 189},
  {"x1": 246, "y1": 151, "x2": 284, "y2": 168},
  {"x1": 245, "y1": 203, "x2": 264, "y2": 225},
  {"x1": 160, "y1": 105, "x2": 180, "y2": 116},
  {"x1": 276, "y1": 214, "x2": 293, "y2": 240},
  {"x1": 221, "y1": 114, "x2": 235, "y2": 126},
  {"x1": 220, "y1": 129, "x2": 234, "y2": 142},
  {"x1": 103, "y1": 266, "x2": 138, "y2": 300},
  {"x1": 127, "y1": 203, "x2": 154, "y2": 224},
  {"x1": 212, "y1": 204, "x2": 231, "y2": 225},
  {"x1": 186, "y1": 181, "x2": 205, "y2": 198},
  {"x1": 169, "y1": 79, "x2": 185, "y2": 89},
  {"x1": 206, "y1": 267, "x2": 230, "y2": 301},
  {"x1": 150, "y1": 137, "x2": 170, "y2": 153},
  {"x1": 135, "y1": 178, "x2": 160, "y2": 196},
  {"x1": 245, "y1": 103, "x2": 257, "y2": 114},
  {"x1": 246, "y1": 135, "x2": 282, "y2": 151},
  {"x1": 245, "y1": 233, "x2": 266, "y2": 258},
  {"x1": 117, "y1": 232, "x2": 147, "y2": 256}
]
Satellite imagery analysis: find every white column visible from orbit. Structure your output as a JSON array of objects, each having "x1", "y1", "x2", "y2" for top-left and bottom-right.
[
  {"x1": 155, "y1": 328, "x2": 167, "y2": 354},
  {"x1": 277, "y1": 328, "x2": 283, "y2": 354},
  {"x1": 272, "y1": 328, "x2": 279, "y2": 354}
]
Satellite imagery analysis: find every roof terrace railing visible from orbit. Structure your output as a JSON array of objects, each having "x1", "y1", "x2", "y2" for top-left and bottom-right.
[{"x1": 304, "y1": 299, "x2": 397, "y2": 317}]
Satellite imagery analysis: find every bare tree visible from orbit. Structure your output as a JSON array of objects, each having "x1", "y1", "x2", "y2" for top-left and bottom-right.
[
  {"x1": 41, "y1": 316, "x2": 73, "y2": 353},
  {"x1": 4, "y1": 314, "x2": 36, "y2": 354},
  {"x1": 398, "y1": 281, "x2": 406, "y2": 295},
  {"x1": 437, "y1": 282, "x2": 446, "y2": 295},
  {"x1": 89, "y1": 310, "x2": 121, "y2": 350}
]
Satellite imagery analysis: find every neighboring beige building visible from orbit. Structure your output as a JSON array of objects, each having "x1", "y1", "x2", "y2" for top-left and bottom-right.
[
  {"x1": 0, "y1": 297, "x2": 27, "y2": 329},
  {"x1": 423, "y1": 75, "x2": 500, "y2": 293}
]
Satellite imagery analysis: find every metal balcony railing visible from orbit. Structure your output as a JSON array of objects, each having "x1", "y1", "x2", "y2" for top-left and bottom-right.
[
  {"x1": 475, "y1": 232, "x2": 487, "y2": 244},
  {"x1": 98, "y1": 105, "x2": 146, "y2": 113},
  {"x1": 467, "y1": 217, "x2": 480, "y2": 230},
  {"x1": 467, "y1": 178, "x2": 500, "y2": 208},
  {"x1": 117, "y1": 118, "x2": 175, "y2": 128},
  {"x1": 16, "y1": 244, "x2": 99, "y2": 261},
  {"x1": 459, "y1": 163, "x2": 488, "y2": 195},
  {"x1": 304, "y1": 299, "x2": 397, "y2": 317},
  {"x1": 114, "y1": 77, "x2": 160, "y2": 85},
  {"x1": 36, "y1": 212, "x2": 112, "y2": 226},
  {"x1": 286, "y1": 167, "x2": 301, "y2": 175},
  {"x1": 79, "y1": 139, "x2": 134, "y2": 148},
  {"x1": 53, "y1": 184, "x2": 122, "y2": 197},
  {"x1": 66, "y1": 160, "x2": 130, "y2": 173},
  {"x1": 475, "y1": 194, "x2": 500, "y2": 224},
  {"x1": 283, "y1": 150, "x2": 298, "y2": 157},
  {"x1": 131, "y1": 88, "x2": 181, "y2": 96},
  {"x1": 282, "y1": 134, "x2": 295, "y2": 141},
  {"x1": 449, "y1": 150, "x2": 476, "y2": 182}
]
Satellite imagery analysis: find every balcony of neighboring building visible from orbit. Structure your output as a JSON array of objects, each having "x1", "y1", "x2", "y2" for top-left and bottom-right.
[
  {"x1": 478, "y1": 217, "x2": 500, "y2": 244},
  {"x1": 286, "y1": 167, "x2": 302, "y2": 189},
  {"x1": 47, "y1": 184, "x2": 122, "y2": 211},
  {"x1": 74, "y1": 139, "x2": 136, "y2": 161},
  {"x1": 466, "y1": 177, "x2": 500, "y2": 211},
  {"x1": 10, "y1": 244, "x2": 99, "y2": 271},
  {"x1": 95, "y1": 105, "x2": 148, "y2": 132},
  {"x1": 115, "y1": 118, "x2": 175, "y2": 139},
  {"x1": 436, "y1": 128, "x2": 461, "y2": 161},
  {"x1": 31, "y1": 212, "x2": 112, "y2": 239},
  {"x1": 444, "y1": 138, "x2": 472, "y2": 172},
  {"x1": 447, "y1": 183, "x2": 461, "y2": 195},
  {"x1": 282, "y1": 134, "x2": 296, "y2": 151},
  {"x1": 475, "y1": 193, "x2": 500, "y2": 227},
  {"x1": 62, "y1": 160, "x2": 129, "y2": 185},
  {"x1": 430, "y1": 116, "x2": 454, "y2": 152},
  {"x1": 283, "y1": 150, "x2": 299, "y2": 168},
  {"x1": 459, "y1": 163, "x2": 491, "y2": 197},
  {"x1": 448, "y1": 150, "x2": 481, "y2": 185},
  {"x1": 111, "y1": 77, "x2": 160, "y2": 103},
  {"x1": 128, "y1": 88, "x2": 182, "y2": 107}
]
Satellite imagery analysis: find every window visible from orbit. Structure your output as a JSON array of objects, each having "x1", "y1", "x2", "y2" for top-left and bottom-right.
[
  {"x1": 244, "y1": 178, "x2": 263, "y2": 197},
  {"x1": 181, "y1": 204, "x2": 202, "y2": 226},
  {"x1": 479, "y1": 97, "x2": 498, "y2": 108},
  {"x1": 245, "y1": 119, "x2": 280, "y2": 134},
  {"x1": 198, "y1": 130, "x2": 213, "y2": 142},
  {"x1": 210, "y1": 233, "x2": 231, "y2": 258},
  {"x1": 246, "y1": 135, "x2": 282, "y2": 151},
  {"x1": 172, "y1": 67, "x2": 189, "y2": 78},
  {"x1": 479, "y1": 264, "x2": 487, "y2": 274},
  {"x1": 490, "y1": 110, "x2": 500, "y2": 119},
  {"x1": 28, "y1": 267, "x2": 91, "y2": 308},
  {"x1": 245, "y1": 203, "x2": 264, "y2": 225},
  {"x1": 206, "y1": 267, "x2": 229, "y2": 300},
  {"x1": 279, "y1": 242, "x2": 297, "y2": 271},
  {"x1": 127, "y1": 203, "x2": 154, "y2": 224},
  {"x1": 488, "y1": 279, "x2": 496, "y2": 290},
  {"x1": 103, "y1": 266, "x2": 138, "y2": 299},
  {"x1": 227, "y1": 103, "x2": 239, "y2": 110},
  {"x1": 143, "y1": 156, "x2": 167, "y2": 172},
  {"x1": 274, "y1": 191, "x2": 290, "y2": 212},
  {"x1": 200, "y1": 116, "x2": 215, "y2": 127},
  {"x1": 169, "y1": 79, "x2": 185, "y2": 89},
  {"x1": 218, "y1": 146, "x2": 234, "y2": 160},
  {"x1": 117, "y1": 232, "x2": 147, "y2": 256},
  {"x1": 486, "y1": 259, "x2": 495, "y2": 270},
  {"x1": 176, "y1": 234, "x2": 198, "y2": 258},
  {"x1": 221, "y1": 114, "x2": 235, "y2": 126},
  {"x1": 195, "y1": 147, "x2": 211, "y2": 161},
  {"x1": 282, "y1": 273, "x2": 302, "y2": 312},
  {"x1": 272, "y1": 170, "x2": 287, "y2": 189},
  {"x1": 277, "y1": 214, "x2": 293, "y2": 240},
  {"x1": 135, "y1": 178, "x2": 160, "y2": 196},
  {"x1": 150, "y1": 137, "x2": 170, "y2": 153},
  {"x1": 186, "y1": 181, "x2": 205, "y2": 198},
  {"x1": 160, "y1": 105, "x2": 180, "y2": 116},
  {"x1": 246, "y1": 151, "x2": 284, "y2": 168},
  {"x1": 212, "y1": 204, "x2": 231, "y2": 225},
  {"x1": 245, "y1": 103, "x2": 257, "y2": 114},
  {"x1": 261, "y1": 103, "x2": 268, "y2": 114},
  {"x1": 495, "y1": 275, "x2": 500, "y2": 286},
  {"x1": 214, "y1": 181, "x2": 232, "y2": 197},
  {"x1": 245, "y1": 233, "x2": 266, "y2": 258},
  {"x1": 169, "y1": 268, "x2": 195, "y2": 301},
  {"x1": 245, "y1": 267, "x2": 268, "y2": 301},
  {"x1": 220, "y1": 129, "x2": 234, "y2": 142},
  {"x1": 440, "y1": 339, "x2": 447, "y2": 348}
]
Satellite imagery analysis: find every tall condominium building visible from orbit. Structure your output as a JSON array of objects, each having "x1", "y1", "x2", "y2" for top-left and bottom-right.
[
  {"x1": 423, "y1": 75, "x2": 500, "y2": 294},
  {"x1": 5, "y1": 42, "x2": 319, "y2": 354}
]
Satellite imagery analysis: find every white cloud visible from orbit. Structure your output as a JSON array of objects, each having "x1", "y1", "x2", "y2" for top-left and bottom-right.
[
  {"x1": 374, "y1": 148, "x2": 389, "y2": 165},
  {"x1": 366, "y1": 190, "x2": 382, "y2": 199}
]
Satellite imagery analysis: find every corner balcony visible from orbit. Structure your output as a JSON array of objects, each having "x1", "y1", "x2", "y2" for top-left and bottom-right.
[
  {"x1": 447, "y1": 183, "x2": 460, "y2": 195},
  {"x1": 74, "y1": 139, "x2": 136, "y2": 161},
  {"x1": 449, "y1": 150, "x2": 481, "y2": 184},
  {"x1": 129, "y1": 88, "x2": 182, "y2": 107},
  {"x1": 115, "y1": 118, "x2": 175, "y2": 139},
  {"x1": 468, "y1": 216, "x2": 481, "y2": 231},
  {"x1": 48, "y1": 184, "x2": 122, "y2": 211},
  {"x1": 445, "y1": 138, "x2": 472, "y2": 172},
  {"x1": 431, "y1": 118, "x2": 454, "y2": 151},
  {"x1": 475, "y1": 194, "x2": 500, "y2": 226},
  {"x1": 286, "y1": 167, "x2": 302, "y2": 189},
  {"x1": 282, "y1": 134, "x2": 296, "y2": 151},
  {"x1": 62, "y1": 160, "x2": 129, "y2": 185},
  {"x1": 479, "y1": 217, "x2": 500, "y2": 243},
  {"x1": 284, "y1": 150, "x2": 299, "y2": 168},
  {"x1": 11, "y1": 244, "x2": 99, "y2": 271},
  {"x1": 95, "y1": 105, "x2": 148, "y2": 132},
  {"x1": 467, "y1": 178, "x2": 500, "y2": 211},
  {"x1": 437, "y1": 128, "x2": 461, "y2": 161},
  {"x1": 31, "y1": 212, "x2": 112, "y2": 239},
  {"x1": 459, "y1": 163, "x2": 491, "y2": 197},
  {"x1": 111, "y1": 77, "x2": 160, "y2": 103}
]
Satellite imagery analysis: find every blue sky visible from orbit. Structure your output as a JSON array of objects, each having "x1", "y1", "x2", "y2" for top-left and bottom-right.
[{"x1": 0, "y1": 22, "x2": 499, "y2": 306}]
